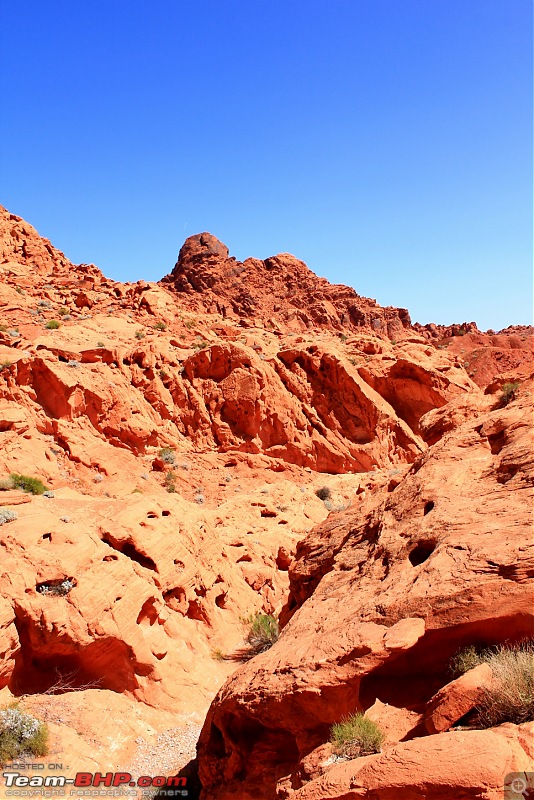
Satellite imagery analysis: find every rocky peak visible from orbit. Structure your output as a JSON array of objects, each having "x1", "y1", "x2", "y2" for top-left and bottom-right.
[{"x1": 164, "y1": 231, "x2": 412, "y2": 339}]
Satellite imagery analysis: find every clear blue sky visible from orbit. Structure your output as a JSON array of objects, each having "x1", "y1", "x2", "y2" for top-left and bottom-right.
[{"x1": 1, "y1": 1, "x2": 532, "y2": 330}]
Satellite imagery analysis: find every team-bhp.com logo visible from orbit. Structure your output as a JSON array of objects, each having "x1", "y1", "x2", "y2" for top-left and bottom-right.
[{"x1": 2, "y1": 771, "x2": 189, "y2": 796}]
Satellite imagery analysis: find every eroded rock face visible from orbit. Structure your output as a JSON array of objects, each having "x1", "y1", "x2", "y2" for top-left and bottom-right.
[
  {"x1": 164, "y1": 233, "x2": 414, "y2": 338},
  {"x1": 0, "y1": 204, "x2": 533, "y2": 795},
  {"x1": 197, "y1": 387, "x2": 534, "y2": 799}
]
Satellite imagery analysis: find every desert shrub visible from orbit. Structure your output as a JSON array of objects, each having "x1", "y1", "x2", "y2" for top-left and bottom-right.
[
  {"x1": 43, "y1": 490, "x2": 55, "y2": 498},
  {"x1": 211, "y1": 648, "x2": 225, "y2": 661},
  {"x1": 159, "y1": 447, "x2": 176, "y2": 465},
  {"x1": 330, "y1": 713, "x2": 384, "y2": 759},
  {"x1": 477, "y1": 642, "x2": 534, "y2": 727},
  {"x1": 164, "y1": 471, "x2": 176, "y2": 493},
  {"x1": 9, "y1": 473, "x2": 48, "y2": 495},
  {"x1": 449, "y1": 645, "x2": 490, "y2": 677},
  {"x1": 154, "y1": 321, "x2": 167, "y2": 331},
  {"x1": 499, "y1": 382, "x2": 519, "y2": 407},
  {"x1": 58, "y1": 307, "x2": 69, "y2": 316},
  {"x1": 0, "y1": 706, "x2": 48, "y2": 765},
  {"x1": 315, "y1": 486, "x2": 331, "y2": 501},
  {"x1": 0, "y1": 509, "x2": 17, "y2": 525},
  {"x1": 0, "y1": 360, "x2": 12, "y2": 371},
  {"x1": 36, "y1": 578, "x2": 75, "y2": 597},
  {"x1": 96, "y1": 341, "x2": 105, "y2": 348},
  {"x1": 67, "y1": 360, "x2": 80, "y2": 368},
  {"x1": 243, "y1": 612, "x2": 279, "y2": 656},
  {"x1": 45, "y1": 320, "x2": 60, "y2": 329},
  {"x1": 0, "y1": 476, "x2": 15, "y2": 491},
  {"x1": 135, "y1": 330, "x2": 145, "y2": 340}
]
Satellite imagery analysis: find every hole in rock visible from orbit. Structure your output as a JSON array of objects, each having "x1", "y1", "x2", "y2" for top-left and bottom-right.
[
  {"x1": 147, "y1": 512, "x2": 158, "y2": 519},
  {"x1": 237, "y1": 554, "x2": 252, "y2": 563},
  {"x1": 488, "y1": 429, "x2": 505, "y2": 455},
  {"x1": 164, "y1": 587, "x2": 187, "y2": 614},
  {"x1": 260, "y1": 509, "x2": 277, "y2": 518},
  {"x1": 103, "y1": 554, "x2": 118, "y2": 561},
  {"x1": 423, "y1": 501, "x2": 435, "y2": 515},
  {"x1": 42, "y1": 533, "x2": 52, "y2": 541},
  {"x1": 101, "y1": 535, "x2": 157, "y2": 572},
  {"x1": 36, "y1": 577, "x2": 76, "y2": 597},
  {"x1": 187, "y1": 600, "x2": 209, "y2": 623},
  {"x1": 10, "y1": 619, "x2": 140, "y2": 696},
  {"x1": 215, "y1": 593, "x2": 227, "y2": 608},
  {"x1": 162, "y1": 510, "x2": 171, "y2": 516},
  {"x1": 195, "y1": 585, "x2": 207, "y2": 597},
  {"x1": 137, "y1": 598, "x2": 159, "y2": 626},
  {"x1": 409, "y1": 541, "x2": 436, "y2": 566}
]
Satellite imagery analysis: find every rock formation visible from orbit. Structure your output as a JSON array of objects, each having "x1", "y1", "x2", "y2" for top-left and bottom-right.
[{"x1": 0, "y1": 205, "x2": 532, "y2": 798}]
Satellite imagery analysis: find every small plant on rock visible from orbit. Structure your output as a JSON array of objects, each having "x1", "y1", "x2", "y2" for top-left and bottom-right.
[
  {"x1": 154, "y1": 321, "x2": 167, "y2": 331},
  {"x1": 477, "y1": 642, "x2": 534, "y2": 727},
  {"x1": 0, "y1": 705, "x2": 48, "y2": 765},
  {"x1": 45, "y1": 320, "x2": 61, "y2": 330},
  {"x1": 315, "y1": 486, "x2": 331, "y2": 501},
  {"x1": 159, "y1": 447, "x2": 176, "y2": 465},
  {"x1": 330, "y1": 713, "x2": 384, "y2": 759},
  {"x1": 9, "y1": 473, "x2": 48, "y2": 495},
  {"x1": 450, "y1": 645, "x2": 487, "y2": 678},
  {"x1": 0, "y1": 509, "x2": 17, "y2": 525},
  {"x1": 499, "y1": 382, "x2": 519, "y2": 407},
  {"x1": 243, "y1": 612, "x2": 279, "y2": 656},
  {"x1": 164, "y1": 471, "x2": 176, "y2": 493}
]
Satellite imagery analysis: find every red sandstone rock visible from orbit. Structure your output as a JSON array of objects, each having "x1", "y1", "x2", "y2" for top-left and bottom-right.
[
  {"x1": 0, "y1": 204, "x2": 533, "y2": 796},
  {"x1": 197, "y1": 388, "x2": 534, "y2": 798},
  {"x1": 425, "y1": 662, "x2": 493, "y2": 734}
]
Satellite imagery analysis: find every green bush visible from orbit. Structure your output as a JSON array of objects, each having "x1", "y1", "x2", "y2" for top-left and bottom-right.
[
  {"x1": 154, "y1": 321, "x2": 167, "y2": 331},
  {"x1": 243, "y1": 612, "x2": 279, "y2": 656},
  {"x1": 330, "y1": 713, "x2": 384, "y2": 759},
  {"x1": 450, "y1": 645, "x2": 487, "y2": 678},
  {"x1": 315, "y1": 486, "x2": 331, "y2": 501},
  {"x1": 45, "y1": 320, "x2": 60, "y2": 330},
  {"x1": 0, "y1": 706, "x2": 48, "y2": 765},
  {"x1": 499, "y1": 382, "x2": 519, "y2": 407},
  {"x1": 164, "y1": 471, "x2": 176, "y2": 493},
  {"x1": 477, "y1": 642, "x2": 534, "y2": 727},
  {"x1": 10, "y1": 473, "x2": 48, "y2": 495},
  {"x1": 0, "y1": 477, "x2": 15, "y2": 491}
]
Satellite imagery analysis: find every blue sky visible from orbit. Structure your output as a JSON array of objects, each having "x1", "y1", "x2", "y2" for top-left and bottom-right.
[{"x1": 1, "y1": 1, "x2": 532, "y2": 330}]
